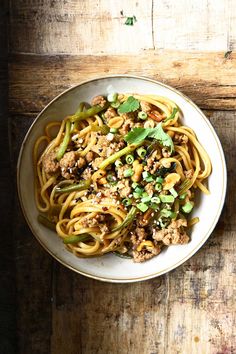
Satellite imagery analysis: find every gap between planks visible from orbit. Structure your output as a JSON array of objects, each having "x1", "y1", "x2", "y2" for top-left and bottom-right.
[{"x1": 9, "y1": 50, "x2": 236, "y2": 114}]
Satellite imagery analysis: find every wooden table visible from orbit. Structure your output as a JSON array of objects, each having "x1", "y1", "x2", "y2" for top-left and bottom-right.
[{"x1": 6, "y1": 1, "x2": 236, "y2": 353}]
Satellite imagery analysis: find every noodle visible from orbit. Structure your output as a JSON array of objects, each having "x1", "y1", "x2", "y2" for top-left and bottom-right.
[{"x1": 34, "y1": 93, "x2": 211, "y2": 262}]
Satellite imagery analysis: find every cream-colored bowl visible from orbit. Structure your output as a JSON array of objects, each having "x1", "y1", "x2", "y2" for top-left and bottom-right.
[{"x1": 17, "y1": 76, "x2": 227, "y2": 283}]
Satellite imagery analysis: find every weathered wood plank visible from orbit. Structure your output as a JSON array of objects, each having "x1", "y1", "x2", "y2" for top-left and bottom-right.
[
  {"x1": 9, "y1": 0, "x2": 236, "y2": 54},
  {"x1": 10, "y1": 116, "x2": 53, "y2": 354},
  {"x1": 51, "y1": 267, "x2": 167, "y2": 354},
  {"x1": 9, "y1": 0, "x2": 153, "y2": 54},
  {"x1": 9, "y1": 51, "x2": 236, "y2": 113},
  {"x1": 153, "y1": 0, "x2": 236, "y2": 51}
]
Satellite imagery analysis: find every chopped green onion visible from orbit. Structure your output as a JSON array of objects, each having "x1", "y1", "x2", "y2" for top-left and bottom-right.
[
  {"x1": 70, "y1": 103, "x2": 109, "y2": 123},
  {"x1": 159, "y1": 195, "x2": 175, "y2": 203},
  {"x1": 124, "y1": 168, "x2": 134, "y2": 177},
  {"x1": 155, "y1": 183, "x2": 162, "y2": 192},
  {"x1": 137, "y1": 203, "x2": 149, "y2": 212},
  {"x1": 151, "y1": 196, "x2": 161, "y2": 204},
  {"x1": 115, "y1": 159, "x2": 123, "y2": 168},
  {"x1": 91, "y1": 123, "x2": 110, "y2": 134},
  {"x1": 150, "y1": 203, "x2": 159, "y2": 210},
  {"x1": 112, "y1": 206, "x2": 137, "y2": 232},
  {"x1": 56, "y1": 120, "x2": 71, "y2": 160},
  {"x1": 134, "y1": 186, "x2": 144, "y2": 195},
  {"x1": 55, "y1": 180, "x2": 91, "y2": 194},
  {"x1": 122, "y1": 198, "x2": 132, "y2": 206},
  {"x1": 156, "y1": 177, "x2": 164, "y2": 184},
  {"x1": 142, "y1": 171, "x2": 154, "y2": 182},
  {"x1": 132, "y1": 182, "x2": 139, "y2": 189},
  {"x1": 107, "y1": 92, "x2": 118, "y2": 103},
  {"x1": 125, "y1": 154, "x2": 134, "y2": 165},
  {"x1": 169, "y1": 187, "x2": 178, "y2": 198},
  {"x1": 182, "y1": 201, "x2": 194, "y2": 213},
  {"x1": 63, "y1": 234, "x2": 91, "y2": 244},
  {"x1": 107, "y1": 174, "x2": 117, "y2": 185},
  {"x1": 110, "y1": 128, "x2": 118, "y2": 134},
  {"x1": 160, "y1": 209, "x2": 176, "y2": 218},
  {"x1": 111, "y1": 101, "x2": 120, "y2": 108},
  {"x1": 137, "y1": 147, "x2": 147, "y2": 159},
  {"x1": 138, "y1": 111, "x2": 148, "y2": 120},
  {"x1": 141, "y1": 195, "x2": 152, "y2": 203},
  {"x1": 99, "y1": 142, "x2": 143, "y2": 170},
  {"x1": 179, "y1": 192, "x2": 187, "y2": 200},
  {"x1": 133, "y1": 192, "x2": 141, "y2": 199}
]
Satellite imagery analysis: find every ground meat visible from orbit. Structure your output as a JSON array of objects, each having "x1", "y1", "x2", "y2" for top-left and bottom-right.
[
  {"x1": 144, "y1": 182, "x2": 155, "y2": 196},
  {"x1": 42, "y1": 149, "x2": 60, "y2": 175},
  {"x1": 81, "y1": 167, "x2": 92, "y2": 180},
  {"x1": 119, "y1": 179, "x2": 131, "y2": 198},
  {"x1": 81, "y1": 214, "x2": 109, "y2": 233},
  {"x1": 59, "y1": 151, "x2": 78, "y2": 179},
  {"x1": 117, "y1": 164, "x2": 129, "y2": 179},
  {"x1": 91, "y1": 95, "x2": 107, "y2": 108},
  {"x1": 91, "y1": 135, "x2": 120, "y2": 157},
  {"x1": 140, "y1": 101, "x2": 153, "y2": 112},
  {"x1": 130, "y1": 227, "x2": 147, "y2": 250},
  {"x1": 145, "y1": 150, "x2": 161, "y2": 174},
  {"x1": 185, "y1": 169, "x2": 194, "y2": 179},
  {"x1": 153, "y1": 219, "x2": 189, "y2": 246},
  {"x1": 119, "y1": 118, "x2": 134, "y2": 135},
  {"x1": 133, "y1": 245, "x2": 161, "y2": 263},
  {"x1": 174, "y1": 133, "x2": 188, "y2": 144},
  {"x1": 91, "y1": 157, "x2": 104, "y2": 170},
  {"x1": 85, "y1": 151, "x2": 94, "y2": 163},
  {"x1": 104, "y1": 107, "x2": 117, "y2": 120}
]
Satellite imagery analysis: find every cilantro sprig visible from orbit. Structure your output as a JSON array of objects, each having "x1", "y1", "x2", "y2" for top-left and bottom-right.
[
  {"x1": 118, "y1": 96, "x2": 140, "y2": 114},
  {"x1": 124, "y1": 123, "x2": 174, "y2": 153}
]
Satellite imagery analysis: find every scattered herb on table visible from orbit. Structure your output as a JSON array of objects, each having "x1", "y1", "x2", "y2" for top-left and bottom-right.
[
  {"x1": 224, "y1": 50, "x2": 232, "y2": 59},
  {"x1": 124, "y1": 16, "x2": 137, "y2": 26}
]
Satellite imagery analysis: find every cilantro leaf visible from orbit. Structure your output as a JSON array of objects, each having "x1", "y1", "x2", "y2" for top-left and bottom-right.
[
  {"x1": 125, "y1": 16, "x2": 137, "y2": 26},
  {"x1": 118, "y1": 96, "x2": 140, "y2": 114},
  {"x1": 124, "y1": 127, "x2": 150, "y2": 144},
  {"x1": 124, "y1": 123, "x2": 174, "y2": 153},
  {"x1": 164, "y1": 107, "x2": 179, "y2": 123},
  {"x1": 148, "y1": 124, "x2": 174, "y2": 152}
]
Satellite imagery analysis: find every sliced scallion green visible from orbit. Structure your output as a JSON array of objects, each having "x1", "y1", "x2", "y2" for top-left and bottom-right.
[
  {"x1": 155, "y1": 183, "x2": 162, "y2": 192},
  {"x1": 137, "y1": 147, "x2": 147, "y2": 159},
  {"x1": 159, "y1": 195, "x2": 175, "y2": 203},
  {"x1": 138, "y1": 111, "x2": 148, "y2": 120},
  {"x1": 124, "y1": 168, "x2": 134, "y2": 177},
  {"x1": 182, "y1": 201, "x2": 194, "y2": 213},
  {"x1": 141, "y1": 195, "x2": 152, "y2": 203},
  {"x1": 137, "y1": 203, "x2": 149, "y2": 212},
  {"x1": 122, "y1": 198, "x2": 132, "y2": 206},
  {"x1": 156, "y1": 177, "x2": 164, "y2": 184},
  {"x1": 111, "y1": 101, "x2": 120, "y2": 108},
  {"x1": 107, "y1": 92, "x2": 118, "y2": 103},
  {"x1": 169, "y1": 187, "x2": 178, "y2": 198},
  {"x1": 110, "y1": 128, "x2": 118, "y2": 134},
  {"x1": 179, "y1": 192, "x2": 187, "y2": 200},
  {"x1": 151, "y1": 196, "x2": 161, "y2": 204},
  {"x1": 125, "y1": 154, "x2": 134, "y2": 165}
]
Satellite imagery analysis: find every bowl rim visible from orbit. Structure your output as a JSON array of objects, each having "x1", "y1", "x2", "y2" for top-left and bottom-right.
[{"x1": 17, "y1": 74, "x2": 227, "y2": 283}]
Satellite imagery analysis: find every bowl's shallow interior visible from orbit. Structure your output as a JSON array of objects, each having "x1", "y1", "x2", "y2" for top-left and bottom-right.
[{"x1": 17, "y1": 76, "x2": 226, "y2": 282}]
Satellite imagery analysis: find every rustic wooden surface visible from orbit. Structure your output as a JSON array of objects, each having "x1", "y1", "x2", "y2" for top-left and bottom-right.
[
  {"x1": 8, "y1": 1, "x2": 236, "y2": 353},
  {"x1": 0, "y1": 1, "x2": 16, "y2": 354}
]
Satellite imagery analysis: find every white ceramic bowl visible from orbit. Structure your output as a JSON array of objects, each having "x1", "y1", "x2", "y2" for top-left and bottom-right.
[{"x1": 17, "y1": 76, "x2": 227, "y2": 283}]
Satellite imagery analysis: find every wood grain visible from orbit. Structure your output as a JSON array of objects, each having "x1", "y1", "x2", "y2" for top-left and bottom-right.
[
  {"x1": 9, "y1": 0, "x2": 236, "y2": 54},
  {"x1": 8, "y1": 1, "x2": 236, "y2": 353},
  {"x1": 9, "y1": 51, "x2": 236, "y2": 113}
]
